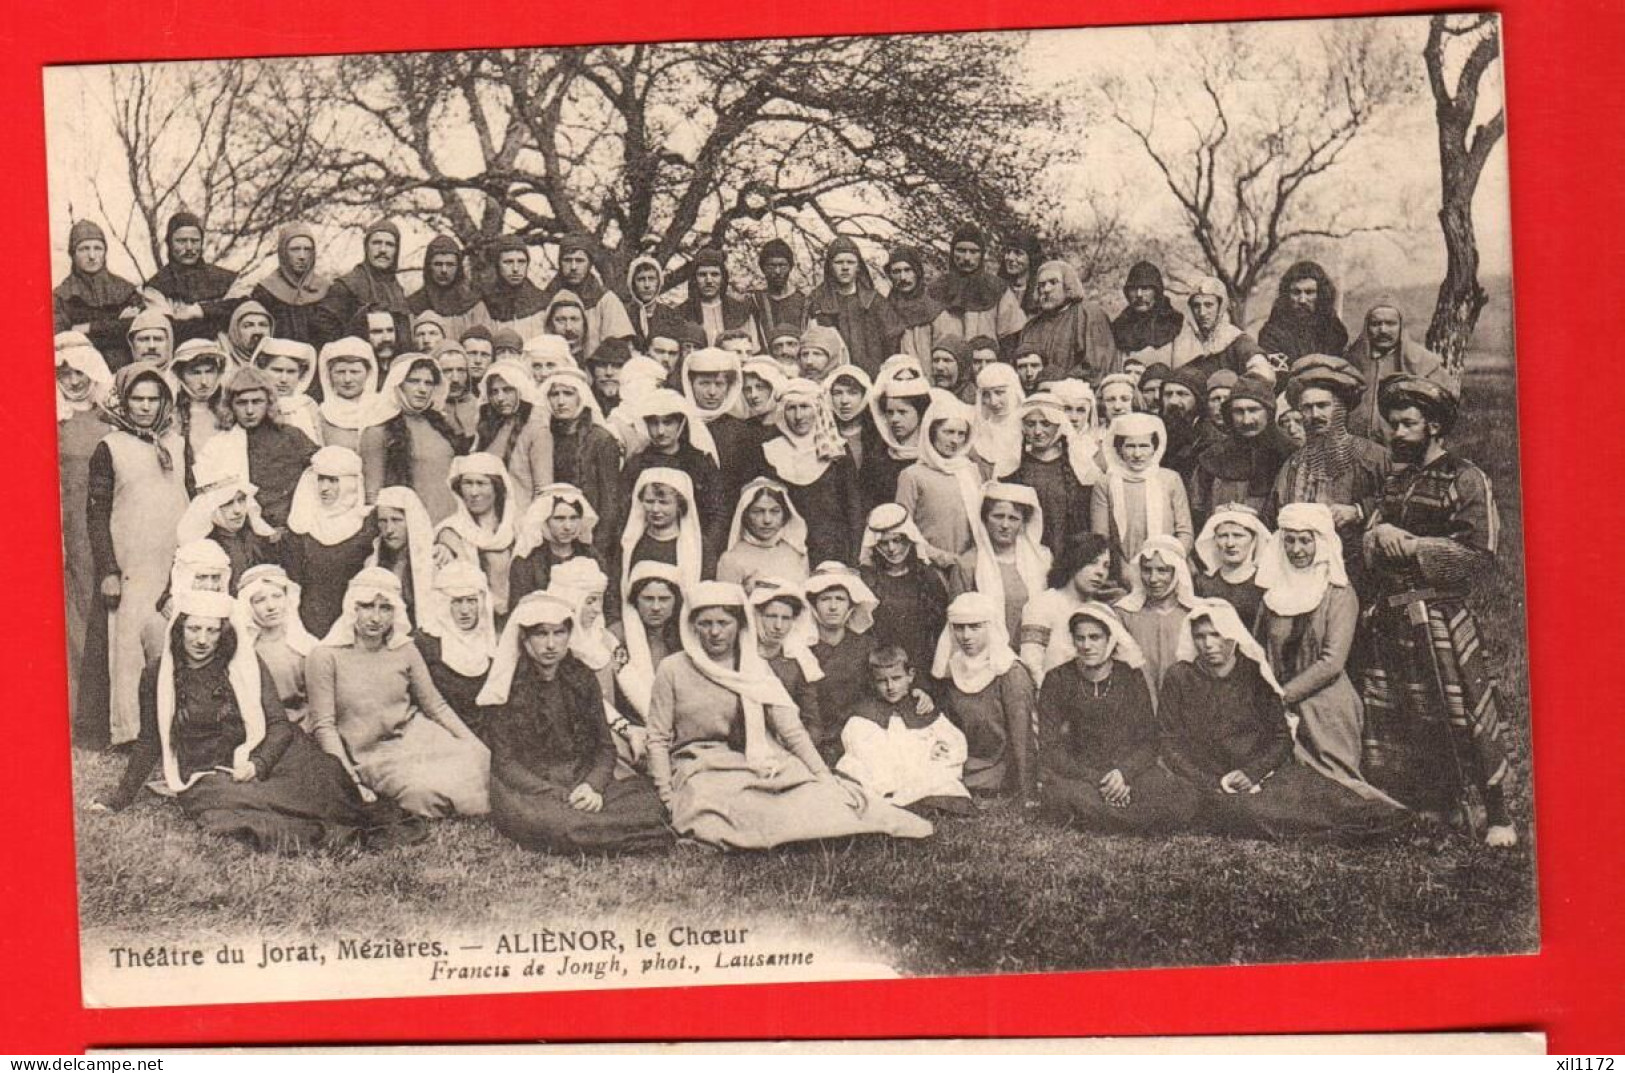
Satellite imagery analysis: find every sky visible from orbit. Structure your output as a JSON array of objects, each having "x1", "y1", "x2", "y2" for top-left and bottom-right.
[{"x1": 42, "y1": 13, "x2": 1513, "y2": 313}]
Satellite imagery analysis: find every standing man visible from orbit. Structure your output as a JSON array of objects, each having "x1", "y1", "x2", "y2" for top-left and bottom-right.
[
  {"x1": 1259, "y1": 260, "x2": 1350, "y2": 362},
  {"x1": 1343, "y1": 301, "x2": 1457, "y2": 440},
  {"x1": 804, "y1": 236, "x2": 901, "y2": 375},
  {"x1": 929, "y1": 224, "x2": 1026, "y2": 354},
  {"x1": 54, "y1": 221, "x2": 139, "y2": 367},
  {"x1": 678, "y1": 248, "x2": 759, "y2": 348},
  {"x1": 473, "y1": 234, "x2": 551, "y2": 340},
  {"x1": 315, "y1": 219, "x2": 412, "y2": 351},
  {"x1": 1168, "y1": 276, "x2": 1274, "y2": 382},
  {"x1": 1269, "y1": 354, "x2": 1388, "y2": 591},
  {"x1": 145, "y1": 211, "x2": 241, "y2": 344},
  {"x1": 1361, "y1": 375, "x2": 1514, "y2": 847},
  {"x1": 623, "y1": 254, "x2": 687, "y2": 355},
  {"x1": 1111, "y1": 261, "x2": 1184, "y2": 368},
  {"x1": 1016, "y1": 260, "x2": 1119, "y2": 382},
  {"x1": 408, "y1": 234, "x2": 481, "y2": 343},
  {"x1": 750, "y1": 238, "x2": 808, "y2": 337},
  {"x1": 540, "y1": 232, "x2": 634, "y2": 358}
]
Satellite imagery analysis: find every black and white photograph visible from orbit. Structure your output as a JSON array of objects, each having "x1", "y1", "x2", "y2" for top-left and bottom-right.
[{"x1": 47, "y1": 12, "x2": 1536, "y2": 1008}]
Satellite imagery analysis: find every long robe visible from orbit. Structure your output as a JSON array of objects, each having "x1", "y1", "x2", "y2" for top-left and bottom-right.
[
  {"x1": 359, "y1": 413, "x2": 461, "y2": 524},
  {"x1": 60, "y1": 409, "x2": 107, "y2": 744},
  {"x1": 1361, "y1": 452, "x2": 1510, "y2": 821},
  {"x1": 484, "y1": 656, "x2": 671, "y2": 853},
  {"x1": 860, "y1": 563, "x2": 949, "y2": 680},
  {"x1": 1017, "y1": 299, "x2": 1120, "y2": 381},
  {"x1": 645, "y1": 653, "x2": 931, "y2": 849},
  {"x1": 87, "y1": 431, "x2": 189, "y2": 745},
  {"x1": 1158, "y1": 658, "x2": 1400, "y2": 840},
  {"x1": 108, "y1": 656, "x2": 423, "y2": 852},
  {"x1": 1037, "y1": 660, "x2": 1195, "y2": 831},
  {"x1": 938, "y1": 664, "x2": 1037, "y2": 798}
]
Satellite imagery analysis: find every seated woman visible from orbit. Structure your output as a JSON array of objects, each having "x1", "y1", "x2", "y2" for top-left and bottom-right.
[
  {"x1": 857, "y1": 503, "x2": 948, "y2": 678},
  {"x1": 803, "y1": 563, "x2": 881, "y2": 763},
  {"x1": 509, "y1": 482, "x2": 608, "y2": 605},
  {"x1": 645, "y1": 581, "x2": 933, "y2": 850},
  {"x1": 1036, "y1": 602, "x2": 1195, "y2": 832},
  {"x1": 610, "y1": 561, "x2": 684, "y2": 726},
  {"x1": 747, "y1": 580, "x2": 825, "y2": 759},
  {"x1": 476, "y1": 591, "x2": 673, "y2": 855},
  {"x1": 415, "y1": 561, "x2": 499, "y2": 741},
  {"x1": 949, "y1": 481, "x2": 1052, "y2": 641},
  {"x1": 1157, "y1": 599, "x2": 1402, "y2": 841},
  {"x1": 619, "y1": 467, "x2": 704, "y2": 597},
  {"x1": 836, "y1": 644, "x2": 972, "y2": 815},
  {"x1": 933, "y1": 592, "x2": 1038, "y2": 804},
  {"x1": 760, "y1": 378, "x2": 865, "y2": 566},
  {"x1": 1018, "y1": 531, "x2": 1126, "y2": 690},
  {"x1": 307, "y1": 568, "x2": 491, "y2": 818},
  {"x1": 895, "y1": 391, "x2": 982, "y2": 570},
  {"x1": 236, "y1": 564, "x2": 318, "y2": 732},
  {"x1": 98, "y1": 589, "x2": 423, "y2": 853},
  {"x1": 1091, "y1": 412, "x2": 1194, "y2": 586},
  {"x1": 1192, "y1": 503, "x2": 1271, "y2": 625},
  {"x1": 435, "y1": 452, "x2": 522, "y2": 622},
  {"x1": 366, "y1": 485, "x2": 438, "y2": 628},
  {"x1": 281, "y1": 445, "x2": 377, "y2": 639},
  {"x1": 547, "y1": 556, "x2": 645, "y2": 773},
  {"x1": 1255, "y1": 503, "x2": 1398, "y2": 804},
  {"x1": 1113, "y1": 535, "x2": 1203, "y2": 691},
  {"x1": 717, "y1": 477, "x2": 810, "y2": 588},
  {"x1": 362, "y1": 352, "x2": 465, "y2": 523}
]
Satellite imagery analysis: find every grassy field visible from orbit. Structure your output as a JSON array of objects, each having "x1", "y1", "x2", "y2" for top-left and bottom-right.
[{"x1": 70, "y1": 353, "x2": 1537, "y2": 978}]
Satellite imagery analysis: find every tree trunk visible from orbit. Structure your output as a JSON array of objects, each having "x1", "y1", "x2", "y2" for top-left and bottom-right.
[{"x1": 1428, "y1": 196, "x2": 1489, "y2": 380}]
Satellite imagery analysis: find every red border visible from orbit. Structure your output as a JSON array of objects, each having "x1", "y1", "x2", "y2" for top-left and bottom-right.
[{"x1": 5, "y1": 0, "x2": 1623, "y2": 1054}]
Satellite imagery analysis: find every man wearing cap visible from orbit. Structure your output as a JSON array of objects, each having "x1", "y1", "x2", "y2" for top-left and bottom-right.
[
  {"x1": 749, "y1": 238, "x2": 808, "y2": 337},
  {"x1": 408, "y1": 234, "x2": 481, "y2": 342},
  {"x1": 315, "y1": 219, "x2": 412, "y2": 351},
  {"x1": 1343, "y1": 301, "x2": 1458, "y2": 441},
  {"x1": 1111, "y1": 261, "x2": 1184, "y2": 367},
  {"x1": 472, "y1": 234, "x2": 551, "y2": 340},
  {"x1": 53, "y1": 220, "x2": 139, "y2": 366},
  {"x1": 1269, "y1": 354, "x2": 1389, "y2": 588},
  {"x1": 586, "y1": 337, "x2": 632, "y2": 414},
  {"x1": 677, "y1": 248, "x2": 760, "y2": 348},
  {"x1": 459, "y1": 324, "x2": 496, "y2": 388},
  {"x1": 1158, "y1": 364, "x2": 1209, "y2": 484},
  {"x1": 539, "y1": 233, "x2": 634, "y2": 359},
  {"x1": 1190, "y1": 375, "x2": 1287, "y2": 522},
  {"x1": 928, "y1": 224, "x2": 1026, "y2": 353},
  {"x1": 1360, "y1": 374, "x2": 1514, "y2": 847},
  {"x1": 145, "y1": 211, "x2": 242, "y2": 344}
]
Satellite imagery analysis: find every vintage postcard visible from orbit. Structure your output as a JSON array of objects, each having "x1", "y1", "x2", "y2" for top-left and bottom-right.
[{"x1": 47, "y1": 13, "x2": 1535, "y2": 1008}]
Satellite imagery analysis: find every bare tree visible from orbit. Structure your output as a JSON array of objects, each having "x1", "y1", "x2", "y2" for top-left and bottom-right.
[
  {"x1": 94, "y1": 59, "x2": 384, "y2": 282},
  {"x1": 304, "y1": 36, "x2": 1067, "y2": 291},
  {"x1": 1423, "y1": 14, "x2": 1505, "y2": 377},
  {"x1": 1100, "y1": 21, "x2": 1413, "y2": 325}
]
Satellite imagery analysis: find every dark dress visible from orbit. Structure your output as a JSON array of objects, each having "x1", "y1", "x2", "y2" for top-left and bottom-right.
[
  {"x1": 860, "y1": 562, "x2": 949, "y2": 680},
  {"x1": 484, "y1": 656, "x2": 672, "y2": 854},
  {"x1": 1193, "y1": 571, "x2": 1266, "y2": 629},
  {"x1": 1012, "y1": 453, "x2": 1093, "y2": 565},
  {"x1": 108, "y1": 655, "x2": 424, "y2": 853},
  {"x1": 281, "y1": 518, "x2": 379, "y2": 638},
  {"x1": 766, "y1": 454, "x2": 865, "y2": 568},
  {"x1": 244, "y1": 422, "x2": 320, "y2": 530},
  {"x1": 766, "y1": 652, "x2": 827, "y2": 766},
  {"x1": 415, "y1": 634, "x2": 491, "y2": 742},
  {"x1": 1157, "y1": 658, "x2": 1400, "y2": 841},
  {"x1": 809, "y1": 631, "x2": 876, "y2": 761},
  {"x1": 549, "y1": 416, "x2": 625, "y2": 560},
  {"x1": 210, "y1": 524, "x2": 278, "y2": 595},
  {"x1": 1037, "y1": 661, "x2": 1196, "y2": 832},
  {"x1": 508, "y1": 543, "x2": 612, "y2": 610}
]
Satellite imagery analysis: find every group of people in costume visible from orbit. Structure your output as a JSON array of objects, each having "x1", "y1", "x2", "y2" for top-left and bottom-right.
[{"x1": 57, "y1": 212, "x2": 1514, "y2": 855}]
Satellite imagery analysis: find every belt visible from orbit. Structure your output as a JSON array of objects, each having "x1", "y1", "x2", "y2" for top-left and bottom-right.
[{"x1": 1385, "y1": 588, "x2": 1442, "y2": 609}]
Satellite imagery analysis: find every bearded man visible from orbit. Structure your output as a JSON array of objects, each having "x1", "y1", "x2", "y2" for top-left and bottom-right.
[
  {"x1": 928, "y1": 224, "x2": 1026, "y2": 353},
  {"x1": 1189, "y1": 376, "x2": 1286, "y2": 522},
  {"x1": 1360, "y1": 374, "x2": 1514, "y2": 848},
  {"x1": 145, "y1": 211, "x2": 241, "y2": 344},
  {"x1": 1016, "y1": 260, "x2": 1118, "y2": 382},
  {"x1": 1343, "y1": 301, "x2": 1457, "y2": 440}
]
